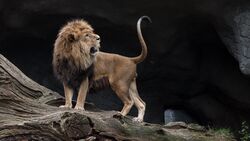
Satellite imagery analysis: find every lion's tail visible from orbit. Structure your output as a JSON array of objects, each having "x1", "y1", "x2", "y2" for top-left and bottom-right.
[{"x1": 131, "y1": 16, "x2": 151, "y2": 64}]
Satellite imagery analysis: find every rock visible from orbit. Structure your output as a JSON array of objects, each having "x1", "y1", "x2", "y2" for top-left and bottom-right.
[
  {"x1": 216, "y1": 2, "x2": 250, "y2": 75},
  {"x1": 164, "y1": 109, "x2": 197, "y2": 124},
  {"x1": 165, "y1": 122, "x2": 205, "y2": 132},
  {"x1": 187, "y1": 123, "x2": 206, "y2": 132},
  {"x1": 165, "y1": 121, "x2": 188, "y2": 129}
]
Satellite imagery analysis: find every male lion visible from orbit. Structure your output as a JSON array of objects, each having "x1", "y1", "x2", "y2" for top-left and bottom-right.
[{"x1": 53, "y1": 16, "x2": 151, "y2": 122}]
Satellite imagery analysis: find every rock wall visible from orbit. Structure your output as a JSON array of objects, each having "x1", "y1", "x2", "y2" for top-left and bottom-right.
[{"x1": 1, "y1": 0, "x2": 250, "y2": 128}]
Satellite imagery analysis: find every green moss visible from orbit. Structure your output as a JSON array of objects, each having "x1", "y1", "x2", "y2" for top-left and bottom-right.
[
  {"x1": 208, "y1": 127, "x2": 235, "y2": 140},
  {"x1": 239, "y1": 121, "x2": 250, "y2": 141}
]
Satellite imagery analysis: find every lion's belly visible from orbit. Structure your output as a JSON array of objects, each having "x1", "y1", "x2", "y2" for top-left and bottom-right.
[{"x1": 89, "y1": 76, "x2": 110, "y2": 93}]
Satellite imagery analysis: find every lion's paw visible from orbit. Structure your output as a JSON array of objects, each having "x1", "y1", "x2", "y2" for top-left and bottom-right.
[
  {"x1": 113, "y1": 112, "x2": 124, "y2": 119},
  {"x1": 74, "y1": 106, "x2": 85, "y2": 111},
  {"x1": 132, "y1": 117, "x2": 143, "y2": 123},
  {"x1": 59, "y1": 105, "x2": 72, "y2": 108}
]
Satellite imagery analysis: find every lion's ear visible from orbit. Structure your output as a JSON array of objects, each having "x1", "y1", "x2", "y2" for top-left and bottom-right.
[{"x1": 67, "y1": 33, "x2": 79, "y2": 42}]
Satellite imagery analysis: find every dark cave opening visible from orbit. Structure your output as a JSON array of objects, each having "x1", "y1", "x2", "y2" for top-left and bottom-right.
[{"x1": 1, "y1": 1, "x2": 250, "y2": 131}]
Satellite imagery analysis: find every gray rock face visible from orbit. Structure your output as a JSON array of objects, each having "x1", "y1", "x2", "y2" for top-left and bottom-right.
[
  {"x1": 164, "y1": 109, "x2": 196, "y2": 124},
  {"x1": 1, "y1": 0, "x2": 250, "y2": 129},
  {"x1": 217, "y1": 4, "x2": 250, "y2": 75}
]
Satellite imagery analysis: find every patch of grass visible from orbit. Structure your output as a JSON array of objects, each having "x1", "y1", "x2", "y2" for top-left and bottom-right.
[
  {"x1": 214, "y1": 128, "x2": 232, "y2": 137},
  {"x1": 208, "y1": 127, "x2": 234, "y2": 139},
  {"x1": 239, "y1": 121, "x2": 250, "y2": 141}
]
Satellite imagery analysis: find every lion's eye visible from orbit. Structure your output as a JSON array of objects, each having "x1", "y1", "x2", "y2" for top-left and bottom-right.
[{"x1": 85, "y1": 34, "x2": 89, "y2": 37}]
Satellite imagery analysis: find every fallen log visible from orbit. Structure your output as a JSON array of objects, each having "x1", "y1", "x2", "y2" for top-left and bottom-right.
[{"x1": 0, "y1": 54, "x2": 235, "y2": 141}]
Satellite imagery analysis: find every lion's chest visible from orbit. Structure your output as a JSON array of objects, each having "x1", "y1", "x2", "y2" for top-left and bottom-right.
[{"x1": 54, "y1": 57, "x2": 93, "y2": 89}]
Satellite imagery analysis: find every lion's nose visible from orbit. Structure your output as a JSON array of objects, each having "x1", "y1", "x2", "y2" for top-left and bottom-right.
[{"x1": 96, "y1": 35, "x2": 100, "y2": 40}]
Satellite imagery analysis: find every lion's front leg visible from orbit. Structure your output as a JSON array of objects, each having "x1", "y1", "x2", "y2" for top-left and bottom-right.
[
  {"x1": 74, "y1": 78, "x2": 89, "y2": 110},
  {"x1": 60, "y1": 82, "x2": 73, "y2": 108}
]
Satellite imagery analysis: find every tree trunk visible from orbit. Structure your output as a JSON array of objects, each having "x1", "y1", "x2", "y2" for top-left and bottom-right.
[{"x1": 0, "y1": 54, "x2": 234, "y2": 141}]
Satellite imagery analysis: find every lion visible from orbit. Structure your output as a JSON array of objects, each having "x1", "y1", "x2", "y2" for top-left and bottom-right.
[{"x1": 52, "y1": 16, "x2": 151, "y2": 122}]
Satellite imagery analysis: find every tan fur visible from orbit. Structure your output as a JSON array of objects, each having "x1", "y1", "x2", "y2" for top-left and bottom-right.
[
  {"x1": 53, "y1": 16, "x2": 150, "y2": 122},
  {"x1": 53, "y1": 20, "x2": 98, "y2": 71}
]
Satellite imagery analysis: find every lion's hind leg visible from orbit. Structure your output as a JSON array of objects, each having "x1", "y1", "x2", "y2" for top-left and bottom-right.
[
  {"x1": 112, "y1": 81, "x2": 134, "y2": 116},
  {"x1": 129, "y1": 79, "x2": 146, "y2": 122}
]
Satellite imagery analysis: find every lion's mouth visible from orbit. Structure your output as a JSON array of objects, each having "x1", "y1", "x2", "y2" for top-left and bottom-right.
[{"x1": 90, "y1": 47, "x2": 99, "y2": 55}]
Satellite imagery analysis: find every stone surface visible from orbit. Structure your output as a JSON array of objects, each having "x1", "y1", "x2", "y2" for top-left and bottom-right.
[
  {"x1": 1, "y1": 0, "x2": 250, "y2": 129},
  {"x1": 216, "y1": 2, "x2": 250, "y2": 75},
  {"x1": 164, "y1": 109, "x2": 196, "y2": 124}
]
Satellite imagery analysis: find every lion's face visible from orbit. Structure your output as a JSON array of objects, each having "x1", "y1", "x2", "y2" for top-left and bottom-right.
[
  {"x1": 57, "y1": 19, "x2": 101, "y2": 57},
  {"x1": 80, "y1": 31, "x2": 101, "y2": 56},
  {"x1": 53, "y1": 19, "x2": 101, "y2": 74}
]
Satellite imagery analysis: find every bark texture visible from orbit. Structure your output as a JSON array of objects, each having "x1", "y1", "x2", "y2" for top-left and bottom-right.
[{"x1": 0, "y1": 54, "x2": 234, "y2": 141}]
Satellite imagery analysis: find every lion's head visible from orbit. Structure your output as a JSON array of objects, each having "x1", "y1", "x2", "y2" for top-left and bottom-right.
[{"x1": 52, "y1": 19, "x2": 100, "y2": 87}]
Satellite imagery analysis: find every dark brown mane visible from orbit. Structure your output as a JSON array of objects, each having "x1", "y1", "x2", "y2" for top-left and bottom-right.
[
  {"x1": 53, "y1": 56, "x2": 94, "y2": 89},
  {"x1": 52, "y1": 19, "x2": 97, "y2": 89}
]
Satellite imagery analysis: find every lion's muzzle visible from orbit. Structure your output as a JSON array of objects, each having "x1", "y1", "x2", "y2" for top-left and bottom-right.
[{"x1": 90, "y1": 47, "x2": 98, "y2": 55}]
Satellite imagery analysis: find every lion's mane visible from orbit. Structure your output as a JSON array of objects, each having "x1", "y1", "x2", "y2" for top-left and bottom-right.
[{"x1": 52, "y1": 19, "x2": 95, "y2": 88}]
